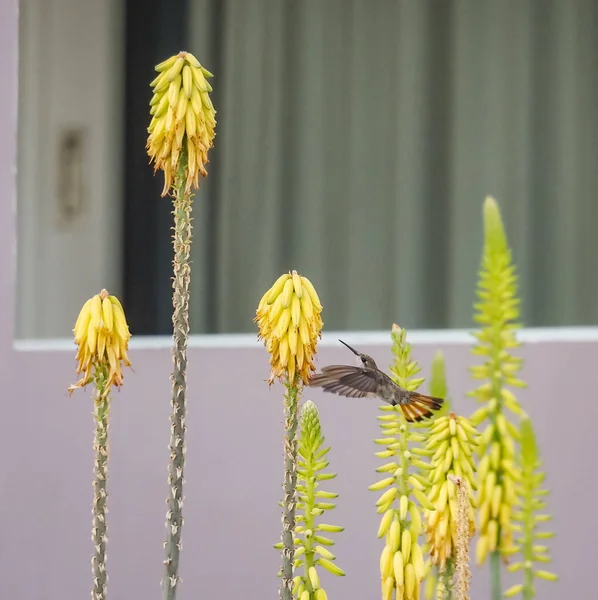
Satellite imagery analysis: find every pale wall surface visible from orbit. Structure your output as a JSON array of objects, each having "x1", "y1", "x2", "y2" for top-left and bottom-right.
[
  {"x1": 1, "y1": 2, "x2": 596, "y2": 600},
  {"x1": 3, "y1": 330, "x2": 598, "y2": 600}
]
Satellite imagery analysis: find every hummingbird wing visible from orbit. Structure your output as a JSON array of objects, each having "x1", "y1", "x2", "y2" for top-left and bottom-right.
[
  {"x1": 307, "y1": 365, "x2": 379, "y2": 398},
  {"x1": 309, "y1": 365, "x2": 444, "y2": 422}
]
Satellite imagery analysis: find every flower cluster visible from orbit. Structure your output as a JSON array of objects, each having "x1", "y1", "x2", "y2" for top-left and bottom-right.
[
  {"x1": 146, "y1": 51, "x2": 216, "y2": 195},
  {"x1": 255, "y1": 271, "x2": 323, "y2": 385},
  {"x1": 371, "y1": 325, "x2": 436, "y2": 600},
  {"x1": 424, "y1": 414, "x2": 478, "y2": 568},
  {"x1": 468, "y1": 197, "x2": 525, "y2": 564},
  {"x1": 68, "y1": 289, "x2": 131, "y2": 396}
]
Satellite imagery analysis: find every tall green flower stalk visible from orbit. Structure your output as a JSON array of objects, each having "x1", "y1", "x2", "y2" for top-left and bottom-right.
[
  {"x1": 275, "y1": 400, "x2": 345, "y2": 600},
  {"x1": 68, "y1": 290, "x2": 132, "y2": 600},
  {"x1": 370, "y1": 324, "x2": 436, "y2": 600},
  {"x1": 146, "y1": 51, "x2": 217, "y2": 600},
  {"x1": 468, "y1": 197, "x2": 525, "y2": 600},
  {"x1": 504, "y1": 415, "x2": 557, "y2": 599},
  {"x1": 256, "y1": 272, "x2": 324, "y2": 600}
]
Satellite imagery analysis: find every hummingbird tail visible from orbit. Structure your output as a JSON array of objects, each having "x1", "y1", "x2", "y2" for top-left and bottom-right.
[{"x1": 401, "y1": 392, "x2": 444, "y2": 423}]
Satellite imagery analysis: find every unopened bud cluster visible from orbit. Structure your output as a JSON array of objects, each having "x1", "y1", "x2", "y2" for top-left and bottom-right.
[{"x1": 469, "y1": 197, "x2": 526, "y2": 565}]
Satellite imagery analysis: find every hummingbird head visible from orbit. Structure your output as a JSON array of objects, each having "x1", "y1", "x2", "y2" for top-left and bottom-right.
[{"x1": 338, "y1": 339, "x2": 378, "y2": 370}]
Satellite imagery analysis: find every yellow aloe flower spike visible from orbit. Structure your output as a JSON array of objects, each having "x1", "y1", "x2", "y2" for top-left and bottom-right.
[
  {"x1": 256, "y1": 271, "x2": 323, "y2": 600},
  {"x1": 68, "y1": 289, "x2": 131, "y2": 600}
]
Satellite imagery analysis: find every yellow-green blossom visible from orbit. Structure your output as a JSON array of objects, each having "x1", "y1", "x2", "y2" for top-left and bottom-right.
[
  {"x1": 504, "y1": 415, "x2": 557, "y2": 599},
  {"x1": 255, "y1": 271, "x2": 323, "y2": 385},
  {"x1": 68, "y1": 289, "x2": 131, "y2": 395},
  {"x1": 371, "y1": 325, "x2": 436, "y2": 600},
  {"x1": 468, "y1": 197, "x2": 524, "y2": 565},
  {"x1": 146, "y1": 51, "x2": 216, "y2": 195}
]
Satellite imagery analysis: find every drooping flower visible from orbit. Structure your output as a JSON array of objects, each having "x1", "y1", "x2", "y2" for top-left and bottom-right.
[
  {"x1": 69, "y1": 289, "x2": 131, "y2": 395},
  {"x1": 146, "y1": 51, "x2": 216, "y2": 196},
  {"x1": 255, "y1": 271, "x2": 323, "y2": 385},
  {"x1": 424, "y1": 414, "x2": 478, "y2": 568}
]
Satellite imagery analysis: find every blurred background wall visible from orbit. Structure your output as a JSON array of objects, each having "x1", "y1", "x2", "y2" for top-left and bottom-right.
[{"x1": 16, "y1": 0, "x2": 598, "y2": 338}]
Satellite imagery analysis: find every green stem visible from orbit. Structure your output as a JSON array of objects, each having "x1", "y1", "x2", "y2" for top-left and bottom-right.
[
  {"x1": 521, "y1": 467, "x2": 535, "y2": 600},
  {"x1": 438, "y1": 561, "x2": 454, "y2": 600},
  {"x1": 163, "y1": 156, "x2": 193, "y2": 600},
  {"x1": 490, "y1": 550, "x2": 502, "y2": 600},
  {"x1": 523, "y1": 567, "x2": 534, "y2": 600},
  {"x1": 488, "y1": 326, "x2": 505, "y2": 587},
  {"x1": 280, "y1": 378, "x2": 300, "y2": 600},
  {"x1": 92, "y1": 367, "x2": 110, "y2": 600},
  {"x1": 304, "y1": 450, "x2": 315, "y2": 599},
  {"x1": 397, "y1": 417, "x2": 410, "y2": 498}
]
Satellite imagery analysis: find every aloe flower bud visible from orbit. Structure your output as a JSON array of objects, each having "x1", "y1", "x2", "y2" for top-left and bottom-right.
[
  {"x1": 258, "y1": 273, "x2": 324, "y2": 600},
  {"x1": 68, "y1": 290, "x2": 131, "y2": 600}
]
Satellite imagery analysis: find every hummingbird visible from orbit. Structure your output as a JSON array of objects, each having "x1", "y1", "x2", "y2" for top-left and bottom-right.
[{"x1": 307, "y1": 339, "x2": 444, "y2": 423}]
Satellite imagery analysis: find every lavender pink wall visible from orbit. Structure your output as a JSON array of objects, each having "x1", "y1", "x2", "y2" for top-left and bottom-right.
[{"x1": 1, "y1": 2, "x2": 595, "y2": 599}]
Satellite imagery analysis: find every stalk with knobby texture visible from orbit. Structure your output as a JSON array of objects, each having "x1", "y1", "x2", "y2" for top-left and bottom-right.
[
  {"x1": 92, "y1": 367, "x2": 110, "y2": 600},
  {"x1": 504, "y1": 415, "x2": 557, "y2": 599},
  {"x1": 146, "y1": 51, "x2": 216, "y2": 600},
  {"x1": 468, "y1": 197, "x2": 525, "y2": 600},
  {"x1": 446, "y1": 475, "x2": 472, "y2": 600},
  {"x1": 68, "y1": 289, "x2": 132, "y2": 600},
  {"x1": 256, "y1": 271, "x2": 324, "y2": 600}
]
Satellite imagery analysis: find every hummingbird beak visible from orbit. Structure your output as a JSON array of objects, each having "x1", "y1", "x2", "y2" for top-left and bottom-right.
[{"x1": 338, "y1": 339, "x2": 359, "y2": 356}]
